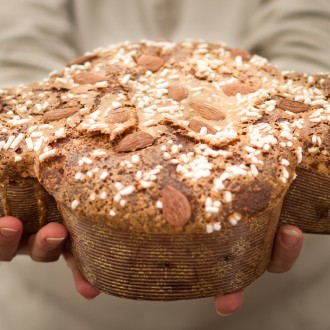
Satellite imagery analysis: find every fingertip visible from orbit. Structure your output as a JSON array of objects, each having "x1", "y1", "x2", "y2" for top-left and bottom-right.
[
  {"x1": 76, "y1": 281, "x2": 100, "y2": 300},
  {"x1": 0, "y1": 228, "x2": 20, "y2": 238},
  {"x1": 279, "y1": 225, "x2": 303, "y2": 249},
  {"x1": 28, "y1": 223, "x2": 68, "y2": 262},
  {"x1": 279, "y1": 224, "x2": 303, "y2": 236},
  {"x1": 214, "y1": 290, "x2": 244, "y2": 316},
  {"x1": 0, "y1": 216, "x2": 24, "y2": 233},
  {"x1": 64, "y1": 252, "x2": 100, "y2": 299},
  {"x1": 0, "y1": 217, "x2": 24, "y2": 261},
  {"x1": 35, "y1": 222, "x2": 68, "y2": 249},
  {"x1": 38, "y1": 222, "x2": 69, "y2": 241},
  {"x1": 268, "y1": 225, "x2": 304, "y2": 273},
  {"x1": 0, "y1": 216, "x2": 23, "y2": 241}
]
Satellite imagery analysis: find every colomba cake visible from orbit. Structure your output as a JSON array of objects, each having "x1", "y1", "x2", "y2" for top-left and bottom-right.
[{"x1": 0, "y1": 40, "x2": 329, "y2": 300}]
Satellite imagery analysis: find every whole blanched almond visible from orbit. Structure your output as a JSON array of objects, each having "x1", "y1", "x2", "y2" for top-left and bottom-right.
[
  {"x1": 274, "y1": 96, "x2": 310, "y2": 113},
  {"x1": 73, "y1": 72, "x2": 107, "y2": 84},
  {"x1": 230, "y1": 48, "x2": 252, "y2": 61},
  {"x1": 162, "y1": 185, "x2": 191, "y2": 227},
  {"x1": 136, "y1": 55, "x2": 165, "y2": 72},
  {"x1": 42, "y1": 107, "x2": 79, "y2": 122},
  {"x1": 222, "y1": 83, "x2": 257, "y2": 96},
  {"x1": 116, "y1": 131, "x2": 155, "y2": 152},
  {"x1": 66, "y1": 54, "x2": 98, "y2": 67},
  {"x1": 168, "y1": 86, "x2": 188, "y2": 102},
  {"x1": 190, "y1": 102, "x2": 226, "y2": 121},
  {"x1": 188, "y1": 118, "x2": 217, "y2": 135},
  {"x1": 107, "y1": 108, "x2": 130, "y2": 124}
]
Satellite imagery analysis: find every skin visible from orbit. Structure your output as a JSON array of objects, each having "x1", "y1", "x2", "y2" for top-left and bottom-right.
[{"x1": 0, "y1": 216, "x2": 303, "y2": 314}]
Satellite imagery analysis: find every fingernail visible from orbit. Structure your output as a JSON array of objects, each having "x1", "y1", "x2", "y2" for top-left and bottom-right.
[
  {"x1": 46, "y1": 237, "x2": 66, "y2": 245},
  {"x1": 281, "y1": 229, "x2": 299, "y2": 248},
  {"x1": 1, "y1": 228, "x2": 19, "y2": 238},
  {"x1": 216, "y1": 309, "x2": 232, "y2": 317}
]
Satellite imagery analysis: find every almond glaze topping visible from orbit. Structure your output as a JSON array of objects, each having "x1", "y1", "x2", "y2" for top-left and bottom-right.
[
  {"x1": 107, "y1": 108, "x2": 130, "y2": 124},
  {"x1": 136, "y1": 54, "x2": 165, "y2": 72},
  {"x1": 274, "y1": 96, "x2": 311, "y2": 113},
  {"x1": 230, "y1": 48, "x2": 252, "y2": 61},
  {"x1": 188, "y1": 118, "x2": 217, "y2": 135},
  {"x1": 42, "y1": 107, "x2": 79, "y2": 122},
  {"x1": 162, "y1": 185, "x2": 192, "y2": 227},
  {"x1": 116, "y1": 131, "x2": 155, "y2": 152},
  {"x1": 1, "y1": 39, "x2": 329, "y2": 239},
  {"x1": 73, "y1": 72, "x2": 107, "y2": 84},
  {"x1": 167, "y1": 86, "x2": 188, "y2": 102},
  {"x1": 190, "y1": 102, "x2": 226, "y2": 121},
  {"x1": 222, "y1": 83, "x2": 257, "y2": 96},
  {"x1": 66, "y1": 54, "x2": 98, "y2": 67}
]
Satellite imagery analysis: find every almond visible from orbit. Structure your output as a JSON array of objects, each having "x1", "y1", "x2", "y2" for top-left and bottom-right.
[
  {"x1": 230, "y1": 48, "x2": 252, "y2": 61},
  {"x1": 73, "y1": 72, "x2": 107, "y2": 84},
  {"x1": 42, "y1": 107, "x2": 79, "y2": 122},
  {"x1": 116, "y1": 131, "x2": 155, "y2": 152},
  {"x1": 168, "y1": 86, "x2": 188, "y2": 102},
  {"x1": 66, "y1": 54, "x2": 98, "y2": 67},
  {"x1": 222, "y1": 83, "x2": 257, "y2": 96},
  {"x1": 274, "y1": 96, "x2": 310, "y2": 113},
  {"x1": 190, "y1": 102, "x2": 226, "y2": 121},
  {"x1": 107, "y1": 108, "x2": 130, "y2": 124},
  {"x1": 136, "y1": 55, "x2": 165, "y2": 72},
  {"x1": 162, "y1": 185, "x2": 191, "y2": 227},
  {"x1": 188, "y1": 118, "x2": 217, "y2": 135}
]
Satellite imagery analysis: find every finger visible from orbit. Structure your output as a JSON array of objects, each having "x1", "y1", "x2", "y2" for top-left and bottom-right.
[
  {"x1": 0, "y1": 216, "x2": 23, "y2": 261},
  {"x1": 267, "y1": 225, "x2": 303, "y2": 273},
  {"x1": 63, "y1": 251, "x2": 100, "y2": 299},
  {"x1": 28, "y1": 222, "x2": 68, "y2": 262},
  {"x1": 214, "y1": 290, "x2": 244, "y2": 316}
]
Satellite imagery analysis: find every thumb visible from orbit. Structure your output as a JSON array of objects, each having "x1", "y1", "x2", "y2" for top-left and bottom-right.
[{"x1": 267, "y1": 225, "x2": 303, "y2": 273}]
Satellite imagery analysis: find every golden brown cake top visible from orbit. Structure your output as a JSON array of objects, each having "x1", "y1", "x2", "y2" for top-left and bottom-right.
[{"x1": 0, "y1": 40, "x2": 329, "y2": 233}]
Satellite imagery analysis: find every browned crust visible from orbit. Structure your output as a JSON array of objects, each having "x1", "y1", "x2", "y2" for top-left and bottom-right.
[{"x1": 0, "y1": 40, "x2": 329, "y2": 236}]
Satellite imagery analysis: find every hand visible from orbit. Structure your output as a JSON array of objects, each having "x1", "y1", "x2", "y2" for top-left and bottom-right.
[
  {"x1": 214, "y1": 225, "x2": 304, "y2": 316},
  {"x1": 0, "y1": 216, "x2": 99, "y2": 299}
]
